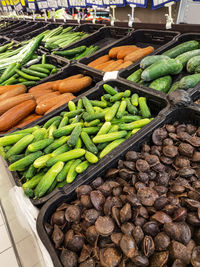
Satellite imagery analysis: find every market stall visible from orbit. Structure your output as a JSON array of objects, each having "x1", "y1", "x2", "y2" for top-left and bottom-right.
[{"x1": 0, "y1": 0, "x2": 200, "y2": 266}]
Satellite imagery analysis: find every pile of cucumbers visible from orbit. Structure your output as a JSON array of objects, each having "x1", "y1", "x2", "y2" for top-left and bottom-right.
[
  {"x1": 127, "y1": 40, "x2": 200, "y2": 93},
  {"x1": 53, "y1": 45, "x2": 99, "y2": 60},
  {"x1": 0, "y1": 84, "x2": 153, "y2": 199},
  {"x1": 41, "y1": 26, "x2": 88, "y2": 51}
]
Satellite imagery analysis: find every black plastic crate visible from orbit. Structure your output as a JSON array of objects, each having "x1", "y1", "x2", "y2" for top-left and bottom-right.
[
  {"x1": 51, "y1": 26, "x2": 134, "y2": 63},
  {"x1": 78, "y1": 29, "x2": 180, "y2": 71},
  {"x1": 6, "y1": 78, "x2": 168, "y2": 207},
  {"x1": 119, "y1": 33, "x2": 200, "y2": 95},
  {"x1": 2, "y1": 21, "x2": 34, "y2": 36},
  {"x1": 36, "y1": 103, "x2": 200, "y2": 267},
  {"x1": 0, "y1": 21, "x2": 27, "y2": 35}
]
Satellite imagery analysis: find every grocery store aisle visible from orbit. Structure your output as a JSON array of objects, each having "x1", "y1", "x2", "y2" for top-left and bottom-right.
[{"x1": 0, "y1": 157, "x2": 45, "y2": 267}]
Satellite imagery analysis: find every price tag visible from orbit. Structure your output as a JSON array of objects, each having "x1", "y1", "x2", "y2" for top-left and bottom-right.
[
  {"x1": 47, "y1": 0, "x2": 58, "y2": 8},
  {"x1": 15, "y1": 2, "x2": 23, "y2": 11},
  {"x1": 7, "y1": 5, "x2": 12, "y2": 10},
  {"x1": 103, "y1": 71, "x2": 118, "y2": 81},
  {"x1": 28, "y1": 2, "x2": 36, "y2": 9},
  {"x1": 125, "y1": 0, "x2": 147, "y2": 7},
  {"x1": 86, "y1": 0, "x2": 104, "y2": 6},
  {"x1": 37, "y1": 0, "x2": 48, "y2": 9},
  {"x1": 68, "y1": 0, "x2": 86, "y2": 7},
  {"x1": 152, "y1": 0, "x2": 179, "y2": 9},
  {"x1": 3, "y1": 5, "x2": 8, "y2": 11},
  {"x1": 57, "y1": 0, "x2": 68, "y2": 7},
  {"x1": 104, "y1": 0, "x2": 125, "y2": 6}
]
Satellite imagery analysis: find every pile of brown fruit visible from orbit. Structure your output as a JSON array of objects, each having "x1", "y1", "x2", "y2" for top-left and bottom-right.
[{"x1": 45, "y1": 122, "x2": 200, "y2": 267}]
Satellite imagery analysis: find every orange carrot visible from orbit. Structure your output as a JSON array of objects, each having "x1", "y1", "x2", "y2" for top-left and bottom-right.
[
  {"x1": 102, "y1": 60, "x2": 124, "y2": 72},
  {"x1": 52, "y1": 74, "x2": 84, "y2": 91},
  {"x1": 124, "y1": 46, "x2": 154, "y2": 62},
  {"x1": 36, "y1": 91, "x2": 60, "y2": 104},
  {"x1": 58, "y1": 76, "x2": 92, "y2": 93},
  {"x1": 117, "y1": 46, "x2": 140, "y2": 59},
  {"x1": 113, "y1": 61, "x2": 133, "y2": 71},
  {"x1": 88, "y1": 55, "x2": 110, "y2": 68},
  {"x1": 45, "y1": 96, "x2": 75, "y2": 114},
  {"x1": 94, "y1": 60, "x2": 115, "y2": 70},
  {"x1": 109, "y1": 46, "x2": 136, "y2": 58}
]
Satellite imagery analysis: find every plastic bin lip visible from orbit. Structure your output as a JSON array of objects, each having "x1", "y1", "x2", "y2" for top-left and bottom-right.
[
  {"x1": 6, "y1": 77, "x2": 169, "y2": 207},
  {"x1": 36, "y1": 103, "x2": 200, "y2": 267}
]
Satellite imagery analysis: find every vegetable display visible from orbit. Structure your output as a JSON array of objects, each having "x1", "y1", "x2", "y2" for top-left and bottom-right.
[
  {"x1": 87, "y1": 45, "x2": 154, "y2": 72},
  {"x1": 53, "y1": 45, "x2": 99, "y2": 60},
  {"x1": 126, "y1": 40, "x2": 200, "y2": 93},
  {"x1": 0, "y1": 74, "x2": 92, "y2": 133},
  {"x1": 0, "y1": 84, "x2": 154, "y2": 199}
]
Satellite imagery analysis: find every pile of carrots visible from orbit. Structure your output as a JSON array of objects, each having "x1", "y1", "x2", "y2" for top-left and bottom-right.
[
  {"x1": 88, "y1": 45, "x2": 154, "y2": 72},
  {"x1": 0, "y1": 74, "x2": 92, "y2": 133}
]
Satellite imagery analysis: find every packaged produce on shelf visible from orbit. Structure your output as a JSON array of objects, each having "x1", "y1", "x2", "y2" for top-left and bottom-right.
[
  {"x1": 0, "y1": 84, "x2": 154, "y2": 199},
  {"x1": 44, "y1": 121, "x2": 200, "y2": 267},
  {"x1": 87, "y1": 45, "x2": 154, "y2": 72},
  {"x1": 0, "y1": 73, "x2": 93, "y2": 133},
  {"x1": 126, "y1": 40, "x2": 200, "y2": 93},
  {"x1": 53, "y1": 45, "x2": 99, "y2": 60}
]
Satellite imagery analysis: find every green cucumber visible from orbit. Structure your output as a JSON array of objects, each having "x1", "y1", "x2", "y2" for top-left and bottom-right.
[
  {"x1": 149, "y1": 75, "x2": 172, "y2": 93},
  {"x1": 82, "y1": 127, "x2": 100, "y2": 135},
  {"x1": 99, "y1": 138, "x2": 125, "y2": 159},
  {"x1": 61, "y1": 109, "x2": 84, "y2": 118},
  {"x1": 66, "y1": 159, "x2": 82, "y2": 183},
  {"x1": 119, "y1": 119, "x2": 151, "y2": 131},
  {"x1": 43, "y1": 116, "x2": 62, "y2": 129},
  {"x1": 81, "y1": 132, "x2": 98, "y2": 154},
  {"x1": 25, "y1": 164, "x2": 37, "y2": 180},
  {"x1": 97, "y1": 122, "x2": 112, "y2": 136},
  {"x1": 67, "y1": 125, "x2": 82, "y2": 148},
  {"x1": 195, "y1": 65, "x2": 200, "y2": 73},
  {"x1": 34, "y1": 161, "x2": 64, "y2": 198},
  {"x1": 58, "y1": 116, "x2": 69, "y2": 129},
  {"x1": 103, "y1": 84, "x2": 117, "y2": 95},
  {"x1": 56, "y1": 160, "x2": 74, "y2": 182},
  {"x1": 51, "y1": 144, "x2": 70, "y2": 157},
  {"x1": 92, "y1": 131, "x2": 127, "y2": 143},
  {"x1": 178, "y1": 74, "x2": 200, "y2": 89},
  {"x1": 32, "y1": 128, "x2": 47, "y2": 142},
  {"x1": 46, "y1": 149, "x2": 86, "y2": 167},
  {"x1": 33, "y1": 154, "x2": 52, "y2": 168},
  {"x1": 82, "y1": 96, "x2": 94, "y2": 114},
  {"x1": 163, "y1": 40, "x2": 199, "y2": 58},
  {"x1": 0, "y1": 133, "x2": 28, "y2": 146},
  {"x1": 116, "y1": 100, "x2": 127, "y2": 119},
  {"x1": 187, "y1": 55, "x2": 200, "y2": 73},
  {"x1": 176, "y1": 49, "x2": 200, "y2": 67},
  {"x1": 28, "y1": 138, "x2": 54, "y2": 152},
  {"x1": 76, "y1": 160, "x2": 90, "y2": 174},
  {"x1": 21, "y1": 68, "x2": 48, "y2": 78},
  {"x1": 83, "y1": 113, "x2": 105, "y2": 122},
  {"x1": 75, "y1": 138, "x2": 82, "y2": 149},
  {"x1": 105, "y1": 101, "x2": 120, "y2": 122},
  {"x1": 22, "y1": 172, "x2": 44, "y2": 190},
  {"x1": 9, "y1": 151, "x2": 43, "y2": 171},
  {"x1": 84, "y1": 119, "x2": 100, "y2": 127},
  {"x1": 85, "y1": 151, "x2": 98, "y2": 164},
  {"x1": 53, "y1": 46, "x2": 86, "y2": 57},
  {"x1": 131, "y1": 94, "x2": 139, "y2": 106},
  {"x1": 68, "y1": 101, "x2": 76, "y2": 111},
  {"x1": 125, "y1": 98, "x2": 138, "y2": 115},
  {"x1": 167, "y1": 81, "x2": 180, "y2": 94},
  {"x1": 141, "y1": 58, "x2": 183, "y2": 81},
  {"x1": 53, "y1": 123, "x2": 83, "y2": 138},
  {"x1": 127, "y1": 69, "x2": 142, "y2": 83},
  {"x1": 44, "y1": 136, "x2": 68, "y2": 154},
  {"x1": 90, "y1": 100, "x2": 107, "y2": 108},
  {"x1": 140, "y1": 55, "x2": 169, "y2": 69},
  {"x1": 8, "y1": 154, "x2": 24, "y2": 163}
]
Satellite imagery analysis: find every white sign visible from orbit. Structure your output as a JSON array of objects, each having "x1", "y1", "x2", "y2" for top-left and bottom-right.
[
  {"x1": 28, "y1": 2, "x2": 36, "y2": 10},
  {"x1": 47, "y1": 0, "x2": 58, "y2": 8},
  {"x1": 14, "y1": 2, "x2": 23, "y2": 11},
  {"x1": 57, "y1": 0, "x2": 68, "y2": 6},
  {"x1": 37, "y1": 0, "x2": 48, "y2": 9}
]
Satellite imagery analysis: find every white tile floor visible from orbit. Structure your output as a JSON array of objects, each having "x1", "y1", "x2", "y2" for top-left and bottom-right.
[{"x1": 0, "y1": 157, "x2": 45, "y2": 267}]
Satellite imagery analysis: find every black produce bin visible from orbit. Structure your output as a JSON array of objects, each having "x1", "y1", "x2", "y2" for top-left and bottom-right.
[
  {"x1": 78, "y1": 29, "x2": 180, "y2": 71},
  {"x1": 36, "y1": 104, "x2": 200, "y2": 267},
  {"x1": 119, "y1": 33, "x2": 200, "y2": 95},
  {"x1": 0, "y1": 21, "x2": 27, "y2": 35},
  {"x1": 7, "y1": 78, "x2": 168, "y2": 207},
  {"x1": 1, "y1": 21, "x2": 35, "y2": 37},
  {"x1": 51, "y1": 26, "x2": 134, "y2": 62}
]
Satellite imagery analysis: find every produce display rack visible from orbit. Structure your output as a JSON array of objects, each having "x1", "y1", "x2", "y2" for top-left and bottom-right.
[{"x1": 0, "y1": 18, "x2": 200, "y2": 266}]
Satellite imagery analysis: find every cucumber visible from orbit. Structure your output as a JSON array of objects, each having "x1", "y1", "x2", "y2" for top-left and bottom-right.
[
  {"x1": 56, "y1": 160, "x2": 74, "y2": 182},
  {"x1": 119, "y1": 119, "x2": 151, "y2": 131},
  {"x1": 51, "y1": 144, "x2": 69, "y2": 157},
  {"x1": 110, "y1": 92, "x2": 124, "y2": 103},
  {"x1": 6, "y1": 134, "x2": 34, "y2": 158},
  {"x1": 90, "y1": 100, "x2": 107, "y2": 108},
  {"x1": 187, "y1": 55, "x2": 200, "y2": 73},
  {"x1": 56, "y1": 181, "x2": 67, "y2": 188},
  {"x1": 66, "y1": 159, "x2": 82, "y2": 183},
  {"x1": 53, "y1": 46, "x2": 86, "y2": 57},
  {"x1": 28, "y1": 138, "x2": 54, "y2": 152},
  {"x1": 83, "y1": 113, "x2": 105, "y2": 122},
  {"x1": 163, "y1": 40, "x2": 199, "y2": 58},
  {"x1": 176, "y1": 49, "x2": 200, "y2": 67},
  {"x1": 76, "y1": 160, "x2": 90, "y2": 174},
  {"x1": 125, "y1": 98, "x2": 138, "y2": 115},
  {"x1": 61, "y1": 109, "x2": 84, "y2": 118},
  {"x1": 34, "y1": 161, "x2": 64, "y2": 198},
  {"x1": 0, "y1": 133, "x2": 28, "y2": 146},
  {"x1": 82, "y1": 127, "x2": 100, "y2": 135},
  {"x1": 9, "y1": 151, "x2": 43, "y2": 171},
  {"x1": 46, "y1": 149, "x2": 86, "y2": 167},
  {"x1": 85, "y1": 151, "x2": 98, "y2": 164},
  {"x1": 149, "y1": 75, "x2": 172, "y2": 93},
  {"x1": 81, "y1": 132, "x2": 98, "y2": 154},
  {"x1": 140, "y1": 55, "x2": 169, "y2": 69},
  {"x1": 92, "y1": 131, "x2": 127, "y2": 143},
  {"x1": 168, "y1": 81, "x2": 180, "y2": 94},
  {"x1": 53, "y1": 123, "x2": 83, "y2": 138},
  {"x1": 116, "y1": 100, "x2": 127, "y2": 119},
  {"x1": 138, "y1": 97, "x2": 151, "y2": 118},
  {"x1": 43, "y1": 116, "x2": 62, "y2": 129},
  {"x1": 84, "y1": 119, "x2": 100, "y2": 127},
  {"x1": 103, "y1": 84, "x2": 117, "y2": 95},
  {"x1": 127, "y1": 69, "x2": 142, "y2": 83},
  {"x1": 82, "y1": 96, "x2": 94, "y2": 114},
  {"x1": 24, "y1": 188, "x2": 34, "y2": 198},
  {"x1": 25, "y1": 164, "x2": 37, "y2": 180},
  {"x1": 99, "y1": 138, "x2": 125, "y2": 159},
  {"x1": 67, "y1": 125, "x2": 82, "y2": 148},
  {"x1": 97, "y1": 122, "x2": 112, "y2": 136},
  {"x1": 8, "y1": 154, "x2": 24, "y2": 163},
  {"x1": 32, "y1": 128, "x2": 47, "y2": 142},
  {"x1": 58, "y1": 116, "x2": 69, "y2": 129},
  {"x1": 68, "y1": 101, "x2": 76, "y2": 111},
  {"x1": 131, "y1": 94, "x2": 139, "y2": 106},
  {"x1": 44, "y1": 136, "x2": 69, "y2": 154},
  {"x1": 75, "y1": 138, "x2": 82, "y2": 149},
  {"x1": 178, "y1": 74, "x2": 200, "y2": 89},
  {"x1": 77, "y1": 99, "x2": 83, "y2": 109},
  {"x1": 141, "y1": 58, "x2": 183, "y2": 81},
  {"x1": 33, "y1": 154, "x2": 52, "y2": 168},
  {"x1": 195, "y1": 65, "x2": 200, "y2": 73},
  {"x1": 105, "y1": 102, "x2": 120, "y2": 122}
]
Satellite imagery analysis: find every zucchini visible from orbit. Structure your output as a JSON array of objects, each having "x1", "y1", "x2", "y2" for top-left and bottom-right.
[
  {"x1": 187, "y1": 55, "x2": 200, "y2": 73},
  {"x1": 149, "y1": 75, "x2": 172, "y2": 93},
  {"x1": 163, "y1": 40, "x2": 199, "y2": 58},
  {"x1": 140, "y1": 55, "x2": 169, "y2": 69},
  {"x1": 141, "y1": 58, "x2": 183, "y2": 81},
  {"x1": 9, "y1": 151, "x2": 43, "y2": 171},
  {"x1": 34, "y1": 161, "x2": 64, "y2": 198},
  {"x1": 176, "y1": 49, "x2": 200, "y2": 67},
  {"x1": 178, "y1": 74, "x2": 200, "y2": 89}
]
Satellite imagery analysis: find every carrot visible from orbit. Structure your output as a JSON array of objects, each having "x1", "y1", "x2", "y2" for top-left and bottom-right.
[
  {"x1": 124, "y1": 46, "x2": 154, "y2": 62},
  {"x1": 30, "y1": 89, "x2": 53, "y2": 99},
  {"x1": 58, "y1": 76, "x2": 92, "y2": 93},
  {"x1": 117, "y1": 46, "x2": 140, "y2": 59},
  {"x1": 0, "y1": 84, "x2": 26, "y2": 95},
  {"x1": 36, "y1": 91, "x2": 60, "y2": 104},
  {"x1": 94, "y1": 60, "x2": 115, "y2": 70},
  {"x1": 29, "y1": 82, "x2": 54, "y2": 93},
  {"x1": 102, "y1": 60, "x2": 124, "y2": 72},
  {"x1": 0, "y1": 85, "x2": 27, "y2": 101},
  {"x1": 109, "y1": 46, "x2": 136, "y2": 58},
  {"x1": 113, "y1": 61, "x2": 133, "y2": 71},
  {"x1": 0, "y1": 94, "x2": 34, "y2": 115},
  {"x1": 36, "y1": 93, "x2": 75, "y2": 115},
  {"x1": 88, "y1": 55, "x2": 110, "y2": 68},
  {"x1": 8, "y1": 114, "x2": 42, "y2": 132},
  {"x1": 0, "y1": 100, "x2": 36, "y2": 131},
  {"x1": 45, "y1": 95, "x2": 75, "y2": 115}
]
